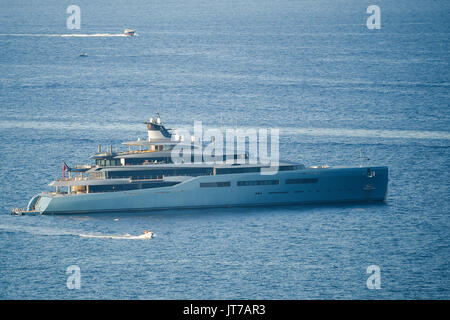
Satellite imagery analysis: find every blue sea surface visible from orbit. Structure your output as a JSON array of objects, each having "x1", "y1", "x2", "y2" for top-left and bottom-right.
[{"x1": 0, "y1": 0, "x2": 449, "y2": 299}]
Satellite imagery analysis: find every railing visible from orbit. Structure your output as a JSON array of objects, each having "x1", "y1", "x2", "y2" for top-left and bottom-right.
[
  {"x1": 55, "y1": 176, "x2": 90, "y2": 182},
  {"x1": 129, "y1": 176, "x2": 165, "y2": 182}
]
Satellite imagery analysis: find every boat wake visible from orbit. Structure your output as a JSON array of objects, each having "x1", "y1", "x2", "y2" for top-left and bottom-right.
[
  {"x1": 60, "y1": 33, "x2": 131, "y2": 37},
  {"x1": 0, "y1": 224, "x2": 152, "y2": 239},
  {"x1": 282, "y1": 127, "x2": 450, "y2": 140},
  {"x1": 79, "y1": 232, "x2": 153, "y2": 240},
  {"x1": 0, "y1": 33, "x2": 134, "y2": 37},
  {"x1": 2, "y1": 120, "x2": 449, "y2": 141}
]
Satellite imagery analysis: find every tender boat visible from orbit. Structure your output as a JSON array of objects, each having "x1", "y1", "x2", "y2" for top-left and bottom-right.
[
  {"x1": 12, "y1": 114, "x2": 388, "y2": 215},
  {"x1": 124, "y1": 29, "x2": 135, "y2": 36},
  {"x1": 79, "y1": 232, "x2": 153, "y2": 239}
]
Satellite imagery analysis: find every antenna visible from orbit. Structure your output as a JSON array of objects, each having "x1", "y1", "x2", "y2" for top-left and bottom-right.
[
  {"x1": 360, "y1": 148, "x2": 370, "y2": 167},
  {"x1": 234, "y1": 105, "x2": 237, "y2": 130},
  {"x1": 156, "y1": 109, "x2": 161, "y2": 124}
]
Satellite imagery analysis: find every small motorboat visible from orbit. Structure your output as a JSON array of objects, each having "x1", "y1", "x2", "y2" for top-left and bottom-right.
[
  {"x1": 79, "y1": 52, "x2": 88, "y2": 57},
  {"x1": 124, "y1": 29, "x2": 135, "y2": 36}
]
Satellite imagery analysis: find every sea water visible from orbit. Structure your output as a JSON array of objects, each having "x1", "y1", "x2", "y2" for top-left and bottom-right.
[{"x1": 0, "y1": 0, "x2": 449, "y2": 299}]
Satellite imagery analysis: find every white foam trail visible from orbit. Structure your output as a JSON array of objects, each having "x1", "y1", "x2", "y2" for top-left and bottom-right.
[
  {"x1": 0, "y1": 224, "x2": 153, "y2": 239},
  {"x1": 1, "y1": 120, "x2": 449, "y2": 141},
  {"x1": 79, "y1": 232, "x2": 153, "y2": 240},
  {"x1": 280, "y1": 127, "x2": 450, "y2": 140},
  {"x1": 0, "y1": 33, "x2": 133, "y2": 37},
  {"x1": 60, "y1": 33, "x2": 129, "y2": 37},
  {"x1": 173, "y1": 125, "x2": 450, "y2": 140},
  {"x1": 0, "y1": 120, "x2": 137, "y2": 132}
]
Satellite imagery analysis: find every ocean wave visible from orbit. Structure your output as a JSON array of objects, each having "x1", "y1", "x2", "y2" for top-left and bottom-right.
[
  {"x1": 1, "y1": 120, "x2": 448, "y2": 141},
  {"x1": 280, "y1": 127, "x2": 450, "y2": 140}
]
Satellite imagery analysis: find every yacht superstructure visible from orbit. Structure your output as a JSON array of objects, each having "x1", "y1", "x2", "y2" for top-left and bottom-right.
[{"x1": 12, "y1": 115, "x2": 388, "y2": 215}]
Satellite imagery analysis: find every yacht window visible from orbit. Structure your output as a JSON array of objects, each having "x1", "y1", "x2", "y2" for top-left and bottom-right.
[
  {"x1": 285, "y1": 178, "x2": 318, "y2": 184},
  {"x1": 200, "y1": 182, "x2": 231, "y2": 188},
  {"x1": 216, "y1": 167, "x2": 260, "y2": 174},
  {"x1": 279, "y1": 165, "x2": 301, "y2": 171},
  {"x1": 237, "y1": 180, "x2": 279, "y2": 186}
]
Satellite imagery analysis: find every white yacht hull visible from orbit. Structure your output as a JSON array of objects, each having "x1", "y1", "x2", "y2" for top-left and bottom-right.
[{"x1": 28, "y1": 166, "x2": 388, "y2": 215}]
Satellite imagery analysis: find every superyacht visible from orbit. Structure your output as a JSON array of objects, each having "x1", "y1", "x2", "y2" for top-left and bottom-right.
[{"x1": 12, "y1": 114, "x2": 388, "y2": 215}]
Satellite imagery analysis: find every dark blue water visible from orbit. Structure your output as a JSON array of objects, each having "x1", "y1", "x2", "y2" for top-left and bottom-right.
[{"x1": 0, "y1": 0, "x2": 449, "y2": 299}]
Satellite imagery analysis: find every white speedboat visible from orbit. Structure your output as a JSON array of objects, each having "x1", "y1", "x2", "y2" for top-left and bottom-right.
[{"x1": 124, "y1": 29, "x2": 135, "y2": 36}]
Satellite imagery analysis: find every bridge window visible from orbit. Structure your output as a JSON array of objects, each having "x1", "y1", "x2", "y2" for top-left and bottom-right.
[
  {"x1": 200, "y1": 182, "x2": 231, "y2": 188},
  {"x1": 237, "y1": 180, "x2": 279, "y2": 186},
  {"x1": 285, "y1": 178, "x2": 318, "y2": 184}
]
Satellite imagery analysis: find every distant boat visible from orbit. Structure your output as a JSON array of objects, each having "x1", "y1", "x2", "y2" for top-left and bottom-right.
[
  {"x1": 124, "y1": 29, "x2": 135, "y2": 36},
  {"x1": 79, "y1": 52, "x2": 88, "y2": 57}
]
